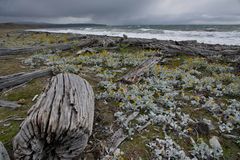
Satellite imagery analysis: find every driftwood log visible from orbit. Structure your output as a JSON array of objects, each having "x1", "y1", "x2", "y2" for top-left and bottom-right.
[
  {"x1": 0, "y1": 38, "x2": 98, "y2": 57},
  {"x1": 0, "y1": 44, "x2": 72, "y2": 57},
  {"x1": 13, "y1": 73, "x2": 95, "y2": 159},
  {"x1": 0, "y1": 68, "x2": 52, "y2": 90},
  {"x1": 120, "y1": 57, "x2": 162, "y2": 84},
  {"x1": 0, "y1": 142, "x2": 10, "y2": 160},
  {"x1": 0, "y1": 100, "x2": 21, "y2": 109}
]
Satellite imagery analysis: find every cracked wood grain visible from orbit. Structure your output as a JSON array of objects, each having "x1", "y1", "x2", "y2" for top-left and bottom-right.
[{"x1": 13, "y1": 73, "x2": 94, "y2": 160}]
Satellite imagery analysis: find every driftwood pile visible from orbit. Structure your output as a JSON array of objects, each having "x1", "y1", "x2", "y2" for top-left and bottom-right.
[
  {"x1": 1, "y1": 33, "x2": 240, "y2": 64},
  {"x1": 13, "y1": 73, "x2": 94, "y2": 159},
  {"x1": 74, "y1": 35, "x2": 240, "y2": 63},
  {"x1": 120, "y1": 38, "x2": 240, "y2": 63}
]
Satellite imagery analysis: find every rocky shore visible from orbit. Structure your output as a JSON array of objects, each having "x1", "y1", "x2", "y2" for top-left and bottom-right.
[{"x1": 0, "y1": 26, "x2": 239, "y2": 159}]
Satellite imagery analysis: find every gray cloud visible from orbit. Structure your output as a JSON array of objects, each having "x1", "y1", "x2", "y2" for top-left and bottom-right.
[{"x1": 0, "y1": 0, "x2": 240, "y2": 24}]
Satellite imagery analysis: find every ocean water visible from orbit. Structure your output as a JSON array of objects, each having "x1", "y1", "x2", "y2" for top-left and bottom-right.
[{"x1": 29, "y1": 25, "x2": 240, "y2": 45}]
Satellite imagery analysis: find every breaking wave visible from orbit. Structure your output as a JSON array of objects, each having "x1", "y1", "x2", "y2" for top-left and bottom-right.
[{"x1": 28, "y1": 26, "x2": 240, "y2": 45}]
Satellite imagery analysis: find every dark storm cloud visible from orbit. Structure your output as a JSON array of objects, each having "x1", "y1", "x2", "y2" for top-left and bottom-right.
[{"x1": 0, "y1": 0, "x2": 240, "y2": 24}]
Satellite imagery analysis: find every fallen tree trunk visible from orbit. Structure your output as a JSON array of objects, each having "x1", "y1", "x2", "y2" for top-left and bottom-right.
[
  {"x1": 0, "y1": 72, "x2": 25, "y2": 83},
  {"x1": 0, "y1": 68, "x2": 53, "y2": 90},
  {"x1": 120, "y1": 57, "x2": 162, "y2": 84},
  {"x1": 0, "y1": 44, "x2": 70, "y2": 56},
  {"x1": 0, "y1": 100, "x2": 21, "y2": 109},
  {"x1": 0, "y1": 142, "x2": 10, "y2": 160},
  {"x1": 13, "y1": 73, "x2": 95, "y2": 159}
]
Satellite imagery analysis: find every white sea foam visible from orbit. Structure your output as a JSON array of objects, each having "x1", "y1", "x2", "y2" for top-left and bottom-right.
[
  {"x1": 138, "y1": 28, "x2": 154, "y2": 32},
  {"x1": 28, "y1": 27, "x2": 240, "y2": 45}
]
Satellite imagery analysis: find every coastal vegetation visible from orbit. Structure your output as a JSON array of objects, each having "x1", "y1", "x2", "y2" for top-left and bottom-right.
[{"x1": 0, "y1": 27, "x2": 239, "y2": 159}]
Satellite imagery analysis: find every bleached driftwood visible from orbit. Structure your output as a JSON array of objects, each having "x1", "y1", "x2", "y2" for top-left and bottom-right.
[
  {"x1": 120, "y1": 57, "x2": 161, "y2": 84},
  {"x1": 13, "y1": 73, "x2": 95, "y2": 159},
  {"x1": 0, "y1": 39, "x2": 97, "y2": 57},
  {"x1": 0, "y1": 142, "x2": 10, "y2": 160},
  {"x1": 137, "y1": 121, "x2": 151, "y2": 133},
  {"x1": 106, "y1": 112, "x2": 148, "y2": 156},
  {"x1": 0, "y1": 68, "x2": 53, "y2": 90},
  {"x1": 0, "y1": 100, "x2": 21, "y2": 109},
  {"x1": 108, "y1": 128, "x2": 128, "y2": 154},
  {"x1": 76, "y1": 48, "x2": 98, "y2": 55}
]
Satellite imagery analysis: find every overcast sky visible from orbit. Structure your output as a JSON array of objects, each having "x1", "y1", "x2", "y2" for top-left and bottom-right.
[{"x1": 0, "y1": 0, "x2": 240, "y2": 24}]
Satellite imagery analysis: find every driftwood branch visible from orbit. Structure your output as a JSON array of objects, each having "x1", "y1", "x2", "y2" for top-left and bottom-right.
[
  {"x1": 123, "y1": 112, "x2": 139, "y2": 127},
  {"x1": 120, "y1": 57, "x2": 161, "y2": 84},
  {"x1": 0, "y1": 142, "x2": 10, "y2": 160},
  {"x1": 105, "y1": 112, "x2": 147, "y2": 156},
  {"x1": 13, "y1": 73, "x2": 95, "y2": 159},
  {"x1": 0, "y1": 100, "x2": 21, "y2": 109},
  {"x1": 108, "y1": 128, "x2": 128, "y2": 154},
  {"x1": 137, "y1": 121, "x2": 151, "y2": 133},
  {"x1": 0, "y1": 68, "x2": 53, "y2": 90},
  {"x1": 0, "y1": 115, "x2": 25, "y2": 125}
]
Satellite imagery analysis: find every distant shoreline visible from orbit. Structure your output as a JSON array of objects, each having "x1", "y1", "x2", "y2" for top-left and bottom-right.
[
  {"x1": 1, "y1": 23, "x2": 240, "y2": 46},
  {"x1": 23, "y1": 23, "x2": 240, "y2": 46}
]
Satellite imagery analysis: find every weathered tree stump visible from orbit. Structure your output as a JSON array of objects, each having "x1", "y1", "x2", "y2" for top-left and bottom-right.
[{"x1": 13, "y1": 73, "x2": 95, "y2": 160}]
